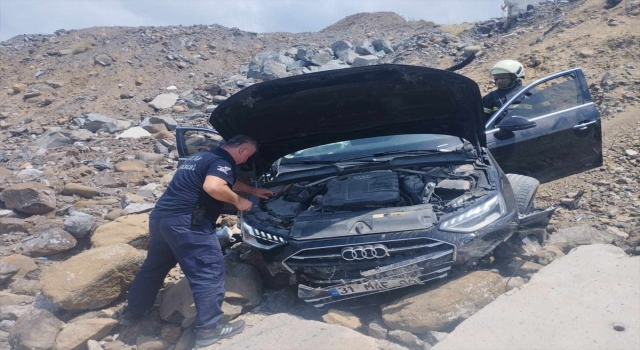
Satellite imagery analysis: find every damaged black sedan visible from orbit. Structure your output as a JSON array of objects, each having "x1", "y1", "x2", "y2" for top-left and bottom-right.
[{"x1": 176, "y1": 65, "x2": 603, "y2": 307}]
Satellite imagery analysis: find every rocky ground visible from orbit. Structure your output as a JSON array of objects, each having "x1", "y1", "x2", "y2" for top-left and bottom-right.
[{"x1": 1, "y1": 0, "x2": 639, "y2": 349}]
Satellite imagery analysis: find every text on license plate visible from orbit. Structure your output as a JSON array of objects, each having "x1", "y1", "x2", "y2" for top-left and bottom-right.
[{"x1": 329, "y1": 278, "x2": 422, "y2": 296}]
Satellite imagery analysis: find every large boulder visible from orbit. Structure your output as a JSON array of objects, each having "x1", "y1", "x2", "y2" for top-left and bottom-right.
[
  {"x1": 0, "y1": 291, "x2": 34, "y2": 306},
  {"x1": 149, "y1": 94, "x2": 179, "y2": 110},
  {"x1": 63, "y1": 211, "x2": 95, "y2": 238},
  {"x1": 388, "y1": 329, "x2": 428, "y2": 349},
  {"x1": 160, "y1": 261, "x2": 262, "y2": 327},
  {"x1": 310, "y1": 51, "x2": 334, "y2": 66},
  {"x1": 342, "y1": 51, "x2": 359, "y2": 65},
  {"x1": 322, "y1": 309, "x2": 363, "y2": 330},
  {"x1": 1, "y1": 182, "x2": 56, "y2": 215},
  {"x1": 62, "y1": 183, "x2": 99, "y2": 198},
  {"x1": 317, "y1": 60, "x2": 350, "y2": 71},
  {"x1": 295, "y1": 48, "x2": 317, "y2": 62},
  {"x1": 247, "y1": 52, "x2": 289, "y2": 81},
  {"x1": 135, "y1": 152, "x2": 165, "y2": 165},
  {"x1": 0, "y1": 255, "x2": 37, "y2": 280},
  {"x1": 31, "y1": 127, "x2": 73, "y2": 148},
  {"x1": 260, "y1": 60, "x2": 288, "y2": 81},
  {"x1": 330, "y1": 40, "x2": 354, "y2": 61},
  {"x1": 54, "y1": 318, "x2": 118, "y2": 350},
  {"x1": 355, "y1": 40, "x2": 376, "y2": 55},
  {"x1": 136, "y1": 336, "x2": 171, "y2": 350},
  {"x1": 115, "y1": 127, "x2": 151, "y2": 139},
  {"x1": 372, "y1": 39, "x2": 394, "y2": 54},
  {"x1": 76, "y1": 113, "x2": 117, "y2": 133},
  {"x1": 463, "y1": 45, "x2": 482, "y2": 56},
  {"x1": 224, "y1": 259, "x2": 263, "y2": 308},
  {"x1": 122, "y1": 203, "x2": 155, "y2": 216},
  {"x1": 0, "y1": 262, "x2": 19, "y2": 285},
  {"x1": 216, "y1": 313, "x2": 405, "y2": 350},
  {"x1": 159, "y1": 279, "x2": 196, "y2": 327},
  {"x1": 22, "y1": 227, "x2": 77, "y2": 257},
  {"x1": 40, "y1": 244, "x2": 144, "y2": 311},
  {"x1": 113, "y1": 160, "x2": 147, "y2": 172},
  {"x1": 10, "y1": 279, "x2": 40, "y2": 296},
  {"x1": 286, "y1": 60, "x2": 311, "y2": 72},
  {"x1": 9, "y1": 309, "x2": 64, "y2": 350},
  {"x1": 382, "y1": 271, "x2": 505, "y2": 332},
  {"x1": 30, "y1": 128, "x2": 95, "y2": 149},
  {"x1": 91, "y1": 214, "x2": 149, "y2": 248},
  {"x1": 0, "y1": 217, "x2": 30, "y2": 233},
  {"x1": 352, "y1": 55, "x2": 380, "y2": 67},
  {"x1": 546, "y1": 226, "x2": 616, "y2": 252},
  {"x1": 0, "y1": 305, "x2": 31, "y2": 320},
  {"x1": 148, "y1": 115, "x2": 178, "y2": 131}
]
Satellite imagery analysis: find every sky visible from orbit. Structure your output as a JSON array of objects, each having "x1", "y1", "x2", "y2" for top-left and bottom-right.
[{"x1": 0, "y1": 0, "x2": 506, "y2": 41}]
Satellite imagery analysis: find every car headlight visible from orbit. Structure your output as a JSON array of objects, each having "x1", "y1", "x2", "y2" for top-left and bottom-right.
[
  {"x1": 440, "y1": 194, "x2": 506, "y2": 233},
  {"x1": 241, "y1": 220, "x2": 288, "y2": 249}
]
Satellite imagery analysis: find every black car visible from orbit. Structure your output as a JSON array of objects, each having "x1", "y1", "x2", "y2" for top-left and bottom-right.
[{"x1": 176, "y1": 65, "x2": 602, "y2": 307}]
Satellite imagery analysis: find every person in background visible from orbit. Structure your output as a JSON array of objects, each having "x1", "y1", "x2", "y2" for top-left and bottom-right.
[{"x1": 482, "y1": 59, "x2": 529, "y2": 122}]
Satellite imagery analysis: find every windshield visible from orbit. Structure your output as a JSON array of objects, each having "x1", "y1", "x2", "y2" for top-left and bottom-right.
[{"x1": 280, "y1": 134, "x2": 464, "y2": 164}]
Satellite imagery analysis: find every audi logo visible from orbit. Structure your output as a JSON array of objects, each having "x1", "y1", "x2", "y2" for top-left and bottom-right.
[{"x1": 341, "y1": 244, "x2": 389, "y2": 261}]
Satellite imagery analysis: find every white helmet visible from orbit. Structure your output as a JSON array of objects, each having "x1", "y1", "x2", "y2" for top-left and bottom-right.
[{"x1": 490, "y1": 60, "x2": 526, "y2": 79}]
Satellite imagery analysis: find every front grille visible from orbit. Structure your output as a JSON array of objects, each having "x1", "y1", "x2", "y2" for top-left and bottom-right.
[{"x1": 283, "y1": 237, "x2": 455, "y2": 278}]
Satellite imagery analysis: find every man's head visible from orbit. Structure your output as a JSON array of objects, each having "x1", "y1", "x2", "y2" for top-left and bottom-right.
[
  {"x1": 490, "y1": 60, "x2": 525, "y2": 90},
  {"x1": 221, "y1": 134, "x2": 259, "y2": 165}
]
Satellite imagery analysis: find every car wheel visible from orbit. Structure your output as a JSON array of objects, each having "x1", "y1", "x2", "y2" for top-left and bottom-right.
[{"x1": 506, "y1": 174, "x2": 539, "y2": 215}]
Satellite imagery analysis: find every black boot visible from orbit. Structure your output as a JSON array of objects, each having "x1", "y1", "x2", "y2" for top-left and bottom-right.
[
  {"x1": 194, "y1": 320, "x2": 246, "y2": 349},
  {"x1": 118, "y1": 310, "x2": 147, "y2": 326}
]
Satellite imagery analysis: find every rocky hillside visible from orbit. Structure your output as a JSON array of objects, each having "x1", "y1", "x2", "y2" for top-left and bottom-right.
[{"x1": 0, "y1": 0, "x2": 639, "y2": 349}]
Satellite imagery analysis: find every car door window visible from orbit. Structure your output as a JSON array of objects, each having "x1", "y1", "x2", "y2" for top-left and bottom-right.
[
  {"x1": 489, "y1": 72, "x2": 584, "y2": 128},
  {"x1": 180, "y1": 129, "x2": 224, "y2": 157}
]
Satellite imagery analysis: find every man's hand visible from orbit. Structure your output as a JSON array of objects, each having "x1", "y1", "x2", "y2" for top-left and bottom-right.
[
  {"x1": 235, "y1": 197, "x2": 253, "y2": 211},
  {"x1": 233, "y1": 182, "x2": 273, "y2": 199},
  {"x1": 252, "y1": 188, "x2": 273, "y2": 199}
]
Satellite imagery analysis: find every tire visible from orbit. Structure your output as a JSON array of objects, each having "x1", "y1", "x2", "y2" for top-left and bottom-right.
[{"x1": 506, "y1": 174, "x2": 539, "y2": 215}]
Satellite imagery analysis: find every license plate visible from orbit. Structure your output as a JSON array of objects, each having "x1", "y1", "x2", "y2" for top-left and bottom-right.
[{"x1": 328, "y1": 278, "x2": 422, "y2": 296}]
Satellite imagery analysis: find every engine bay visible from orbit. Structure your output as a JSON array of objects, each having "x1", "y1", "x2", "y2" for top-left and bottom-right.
[{"x1": 254, "y1": 164, "x2": 492, "y2": 231}]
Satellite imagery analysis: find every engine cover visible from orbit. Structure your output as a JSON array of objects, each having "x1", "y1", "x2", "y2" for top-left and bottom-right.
[{"x1": 321, "y1": 170, "x2": 400, "y2": 208}]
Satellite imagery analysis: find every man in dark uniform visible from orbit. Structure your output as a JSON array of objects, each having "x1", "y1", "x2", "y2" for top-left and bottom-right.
[
  {"x1": 121, "y1": 134, "x2": 272, "y2": 349},
  {"x1": 483, "y1": 59, "x2": 531, "y2": 123}
]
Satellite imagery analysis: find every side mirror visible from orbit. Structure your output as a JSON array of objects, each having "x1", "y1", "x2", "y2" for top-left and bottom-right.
[{"x1": 497, "y1": 116, "x2": 536, "y2": 132}]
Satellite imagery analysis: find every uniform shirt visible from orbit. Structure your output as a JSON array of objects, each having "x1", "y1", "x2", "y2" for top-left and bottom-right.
[
  {"x1": 152, "y1": 148, "x2": 237, "y2": 220},
  {"x1": 482, "y1": 80, "x2": 528, "y2": 122}
]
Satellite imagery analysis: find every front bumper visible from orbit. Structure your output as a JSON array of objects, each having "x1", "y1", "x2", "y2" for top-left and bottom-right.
[
  {"x1": 286, "y1": 209, "x2": 518, "y2": 307},
  {"x1": 298, "y1": 250, "x2": 455, "y2": 307}
]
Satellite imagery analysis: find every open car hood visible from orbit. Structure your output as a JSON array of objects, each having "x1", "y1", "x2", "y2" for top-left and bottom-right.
[{"x1": 209, "y1": 64, "x2": 485, "y2": 172}]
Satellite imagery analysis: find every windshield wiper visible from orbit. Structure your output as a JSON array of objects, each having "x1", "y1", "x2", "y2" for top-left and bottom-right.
[
  {"x1": 283, "y1": 150, "x2": 441, "y2": 166},
  {"x1": 339, "y1": 150, "x2": 441, "y2": 161},
  {"x1": 284, "y1": 159, "x2": 383, "y2": 165}
]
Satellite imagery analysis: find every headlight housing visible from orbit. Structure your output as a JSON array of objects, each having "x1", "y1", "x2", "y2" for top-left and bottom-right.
[
  {"x1": 241, "y1": 220, "x2": 288, "y2": 249},
  {"x1": 440, "y1": 194, "x2": 506, "y2": 233}
]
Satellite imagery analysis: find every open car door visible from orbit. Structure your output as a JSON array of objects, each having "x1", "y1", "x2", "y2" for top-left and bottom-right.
[
  {"x1": 175, "y1": 126, "x2": 255, "y2": 215},
  {"x1": 486, "y1": 68, "x2": 603, "y2": 183}
]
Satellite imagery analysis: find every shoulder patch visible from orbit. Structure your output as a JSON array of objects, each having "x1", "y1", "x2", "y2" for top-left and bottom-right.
[{"x1": 217, "y1": 165, "x2": 232, "y2": 174}]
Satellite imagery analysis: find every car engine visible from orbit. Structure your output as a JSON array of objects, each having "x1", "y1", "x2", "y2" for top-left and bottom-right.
[
  {"x1": 321, "y1": 171, "x2": 400, "y2": 209},
  {"x1": 258, "y1": 165, "x2": 488, "y2": 229}
]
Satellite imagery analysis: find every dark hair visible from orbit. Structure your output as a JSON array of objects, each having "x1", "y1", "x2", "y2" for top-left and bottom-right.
[{"x1": 221, "y1": 134, "x2": 259, "y2": 150}]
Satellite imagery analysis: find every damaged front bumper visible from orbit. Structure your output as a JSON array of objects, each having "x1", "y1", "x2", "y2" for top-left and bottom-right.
[
  {"x1": 292, "y1": 209, "x2": 520, "y2": 307},
  {"x1": 298, "y1": 249, "x2": 455, "y2": 307},
  {"x1": 518, "y1": 206, "x2": 555, "y2": 229}
]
